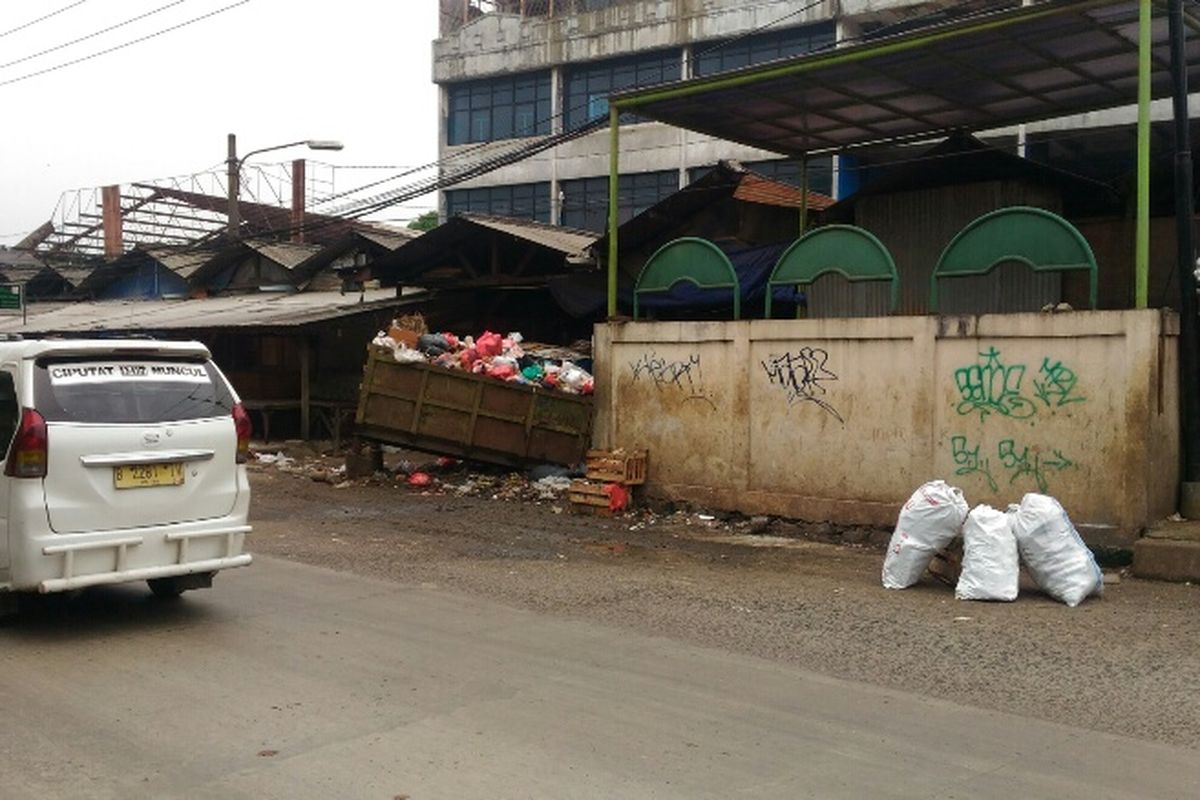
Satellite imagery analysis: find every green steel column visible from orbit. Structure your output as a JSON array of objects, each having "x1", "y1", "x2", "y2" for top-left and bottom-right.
[
  {"x1": 607, "y1": 105, "x2": 620, "y2": 318},
  {"x1": 799, "y1": 154, "x2": 810, "y2": 235},
  {"x1": 1136, "y1": 0, "x2": 1151, "y2": 308}
]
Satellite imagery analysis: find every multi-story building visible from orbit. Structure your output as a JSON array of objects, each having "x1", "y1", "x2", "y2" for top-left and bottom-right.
[
  {"x1": 432, "y1": 0, "x2": 1191, "y2": 233},
  {"x1": 432, "y1": 1, "x2": 1014, "y2": 232}
]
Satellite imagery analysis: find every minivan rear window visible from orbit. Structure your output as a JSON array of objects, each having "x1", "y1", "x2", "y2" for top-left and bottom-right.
[{"x1": 34, "y1": 357, "x2": 235, "y2": 424}]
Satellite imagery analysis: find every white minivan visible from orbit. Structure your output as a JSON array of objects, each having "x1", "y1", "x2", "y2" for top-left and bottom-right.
[{"x1": 0, "y1": 337, "x2": 252, "y2": 606}]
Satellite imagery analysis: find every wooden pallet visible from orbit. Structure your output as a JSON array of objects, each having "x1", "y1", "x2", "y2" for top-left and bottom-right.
[{"x1": 585, "y1": 449, "x2": 647, "y2": 485}]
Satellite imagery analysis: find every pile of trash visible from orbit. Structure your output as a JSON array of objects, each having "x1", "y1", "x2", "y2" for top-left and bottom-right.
[
  {"x1": 881, "y1": 480, "x2": 1104, "y2": 607},
  {"x1": 371, "y1": 314, "x2": 594, "y2": 395}
]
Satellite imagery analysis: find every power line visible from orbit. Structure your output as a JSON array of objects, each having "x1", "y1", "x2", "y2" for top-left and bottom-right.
[
  {"x1": 0, "y1": 0, "x2": 188, "y2": 71},
  {"x1": 0, "y1": 1, "x2": 249, "y2": 89},
  {"x1": 0, "y1": 1, "x2": 88, "y2": 40}
]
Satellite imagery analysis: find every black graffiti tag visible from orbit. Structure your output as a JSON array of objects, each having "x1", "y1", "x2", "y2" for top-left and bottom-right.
[
  {"x1": 761, "y1": 348, "x2": 844, "y2": 424},
  {"x1": 629, "y1": 351, "x2": 714, "y2": 406}
]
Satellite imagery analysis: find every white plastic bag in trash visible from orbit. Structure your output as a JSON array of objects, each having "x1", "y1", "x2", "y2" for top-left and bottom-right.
[
  {"x1": 956, "y1": 504, "x2": 1019, "y2": 601},
  {"x1": 882, "y1": 480, "x2": 969, "y2": 589},
  {"x1": 1011, "y1": 493, "x2": 1103, "y2": 607}
]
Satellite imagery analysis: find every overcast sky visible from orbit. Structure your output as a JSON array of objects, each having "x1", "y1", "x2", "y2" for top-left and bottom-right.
[{"x1": 0, "y1": 0, "x2": 439, "y2": 247}]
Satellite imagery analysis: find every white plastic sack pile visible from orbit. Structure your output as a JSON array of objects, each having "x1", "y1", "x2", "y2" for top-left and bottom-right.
[
  {"x1": 882, "y1": 480, "x2": 969, "y2": 589},
  {"x1": 955, "y1": 504, "x2": 1019, "y2": 601},
  {"x1": 1011, "y1": 493, "x2": 1103, "y2": 607}
]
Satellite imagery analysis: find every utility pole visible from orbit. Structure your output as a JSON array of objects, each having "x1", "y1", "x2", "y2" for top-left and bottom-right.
[
  {"x1": 226, "y1": 133, "x2": 240, "y2": 238},
  {"x1": 1168, "y1": 0, "x2": 1200, "y2": 513}
]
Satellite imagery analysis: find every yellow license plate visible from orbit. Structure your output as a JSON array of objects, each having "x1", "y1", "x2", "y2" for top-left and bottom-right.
[{"x1": 114, "y1": 462, "x2": 185, "y2": 489}]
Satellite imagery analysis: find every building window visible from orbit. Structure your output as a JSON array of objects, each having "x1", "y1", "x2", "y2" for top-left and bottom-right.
[
  {"x1": 560, "y1": 171, "x2": 679, "y2": 232},
  {"x1": 447, "y1": 72, "x2": 552, "y2": 145},
  {"x1": 445, "y1": 183, "x2": 552, "y2": 223},
  {"x1": 693, "y1": 22, "x2": 835, "y2": 76},
  {"x1": 564, "y1": 50, "x2": 681, "y2": 130},
  {"x1": 744, "y1": 158, "x2": 835, "y2": 197}
]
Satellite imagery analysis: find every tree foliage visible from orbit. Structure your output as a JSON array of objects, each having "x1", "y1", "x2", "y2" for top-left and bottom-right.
[{"x1": 406, "y1": 211, "x2": 439, "y2": 232}]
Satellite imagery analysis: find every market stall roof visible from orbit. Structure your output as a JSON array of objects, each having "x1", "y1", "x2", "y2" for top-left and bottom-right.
[
  {"x1": 371, "y1": 214, "x2": 598, "y2": 289},
  {"x1": 0, "y1": 288, "x2": 423, "y2": 335},
  {"x1": 611, "y1": 0, "x2": 1200, "y2": 156},
  {"x1": 593, "y1": 160, "x2": 833, "y2": 257}
]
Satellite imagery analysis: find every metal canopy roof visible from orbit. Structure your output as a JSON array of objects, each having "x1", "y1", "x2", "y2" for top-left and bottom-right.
[
  {"x1": 612, "y1": 0, "x2": 1200, "y2": 156},
  {"x1": 0, "y1": 289, "x2": 421, "y2": 335}
]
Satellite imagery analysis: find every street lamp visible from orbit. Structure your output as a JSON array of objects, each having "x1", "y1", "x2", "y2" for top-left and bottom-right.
[{"x1": 225, "y1": 133, "x2": 344, "y2": 237}]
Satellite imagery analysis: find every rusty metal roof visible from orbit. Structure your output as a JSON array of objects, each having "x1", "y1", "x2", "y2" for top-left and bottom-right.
[
  {"x1": 732, "y1": 172, "x2": 835, "y2": 210},
  {"x1": 355, "y1": 225, "x2": 419, "y2": 251},
  {"x1": 612, "y1": 0, "x2": 1200, "y2": 156},
  {"x1": 144, "y1": 247, "x2": 213, "y2": 279},
  {"x1": 0, "y1": 288, "x2": 426, "y2": 335},
  {"x1": 369, "y1": 214, "x2": 598, "y2": 289},
  {"x1": 459, "y1": 214, "x2": 597, "y2": 255},
  {"x1": 244, "y1": 240, "x2": 324, "y2": 270}
]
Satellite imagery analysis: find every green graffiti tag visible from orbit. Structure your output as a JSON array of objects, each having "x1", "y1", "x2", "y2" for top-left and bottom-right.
[
  {"x1": 954, "y1": 347, "x2": 1086, "y2": 420},
  {"x1": 998, "y1": 439, "x2": 1075, "y2": 493},
  {"x1": 951, "y1": 435, "x2": 1077, "y2": 493},
  {"x1": 951, "y1": 435, "x2": 998, "y2": 492},
  {"x1": 953, "y1": 346, "x2": 1036, "y2": 421},
  {"x1": 1033, "y1": 358, "x2": 1086, "y2": 408}
]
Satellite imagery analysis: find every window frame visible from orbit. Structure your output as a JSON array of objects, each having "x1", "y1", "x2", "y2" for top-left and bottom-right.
[{"x1": 446, "y1": 72, "x2": 553, "y2": 146}]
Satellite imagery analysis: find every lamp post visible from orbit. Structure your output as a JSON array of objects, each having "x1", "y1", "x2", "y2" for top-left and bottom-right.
[{"x1": 225, "y1": 133, "x2": 344, "y2": 238}]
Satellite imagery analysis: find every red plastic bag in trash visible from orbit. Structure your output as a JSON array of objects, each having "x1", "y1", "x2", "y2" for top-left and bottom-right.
[
  {"x1": 487, "y1": 362, "x2": 516, "y2": 380},
  {"x1": 459, "y1": 348, "x2": 479, "y2": 369},
  {"x1": 407, "y1": 472, "x2": 433, "y2": 487},
  {"x1": 602, "y1": 483, "x2": 628, "y2": 512},
  {"x1": 477, "y1": 331, "x2": 503, "y2": 358}
]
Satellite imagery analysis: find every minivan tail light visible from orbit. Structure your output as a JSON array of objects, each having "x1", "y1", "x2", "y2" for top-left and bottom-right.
[
  {"x1": 231, "y1": 402, "x2": 252, "y2": 464},
  {"x1": 5, "y1": 408, "x2": 47, "y2": 478}
]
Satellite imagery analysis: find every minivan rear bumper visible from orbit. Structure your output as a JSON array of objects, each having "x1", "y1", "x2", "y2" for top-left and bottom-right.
[{"x1": 37, "y1": 525, "x2": 251, "y2": 593}]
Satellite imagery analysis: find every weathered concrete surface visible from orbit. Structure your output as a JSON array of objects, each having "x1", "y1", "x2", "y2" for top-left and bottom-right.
[
  {"x1": 1135, "y1": 519, "x2": 1200, "y2": 581},
  {"x1": 1134, "y1": 538, "x2": 1200, "y2": 582},
  {"x1": 593, "y1": 311, "x2": 1179, "y2": 544},
  {"x1": 2, "y1": 557, "x2": 1197, "y2": 799}
]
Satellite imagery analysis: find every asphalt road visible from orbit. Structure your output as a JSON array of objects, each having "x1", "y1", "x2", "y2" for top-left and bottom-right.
[{"x1": 1, "y1": 557, "x2": 1196, "y2": 800}]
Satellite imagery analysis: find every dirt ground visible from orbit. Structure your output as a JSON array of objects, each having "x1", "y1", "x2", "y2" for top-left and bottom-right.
[{"x1": 246, "y1": 447, "x2": 1200, "y2": 750}]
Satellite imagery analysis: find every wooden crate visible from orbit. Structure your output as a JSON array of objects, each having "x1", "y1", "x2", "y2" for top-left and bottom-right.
[
  {"x1": 571, "y1": 478, "x2": 622, "y2": 516},
  {"x1": 585, "y1": 449, "x2": 647, "y2": 485}
]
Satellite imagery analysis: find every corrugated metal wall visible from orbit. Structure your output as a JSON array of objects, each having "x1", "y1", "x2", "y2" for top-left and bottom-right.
[{"x1": 809, "y1": 180, "x2": 1065, "y2": 317}]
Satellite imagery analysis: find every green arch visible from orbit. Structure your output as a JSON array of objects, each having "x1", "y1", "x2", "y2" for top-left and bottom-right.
[
  {"x1": 633, "y1": 237, "x2": 740, "y2": 320},
  {"x1": 765, "y1": 225, "x2": 898, "y2": 318},
  {"x1": 931, "y1": 206, "x2": 1098, "y2": 311}
]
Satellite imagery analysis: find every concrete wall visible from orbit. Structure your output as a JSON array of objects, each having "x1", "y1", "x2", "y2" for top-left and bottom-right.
[{"x1": 593, "y1": 310, "x2": 1179, "y2": 545}]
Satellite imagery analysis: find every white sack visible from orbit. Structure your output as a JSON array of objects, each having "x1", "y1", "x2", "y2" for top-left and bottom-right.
[
  {"x1": 1011, "y1": 493, "x2": 1103, "y2": 607},
  {"x1": 882, "y1": 480, "x2": 969, "y2": 589},
  {"x1": 956, "y1": 504, "x2": 1019, "y2": 601}
]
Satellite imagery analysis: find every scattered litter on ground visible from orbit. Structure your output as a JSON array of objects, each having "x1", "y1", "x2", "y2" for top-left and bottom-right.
[
  {"x1": 531, "y1": 476, "x2": 573, "y2": 500},
  {"x1": 254, "y1": 451, "x2": 296, "y2": 469}
]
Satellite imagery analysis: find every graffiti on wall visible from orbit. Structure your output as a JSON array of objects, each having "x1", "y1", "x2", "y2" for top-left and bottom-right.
[
  {"x1": 952, "y1": 434, "x2": 1077, "y2": 493},
  {"x1": 953, "y1": 347, "x2": 1086, "y2": 421},
  {"x1": 761, "y1": 347, "x2": 844, "y2": 424},
  {"x1": 950, "y1": 346, "x2": 1085, "y2": 492},
  {"x1": 629, "y1": 350, "x2": 714, "y2": 407}
]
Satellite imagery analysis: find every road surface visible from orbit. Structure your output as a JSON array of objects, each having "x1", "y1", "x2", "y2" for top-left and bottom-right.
[{"x1": 1, "y1": 557, "x2": 1195, "y2": 799}]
